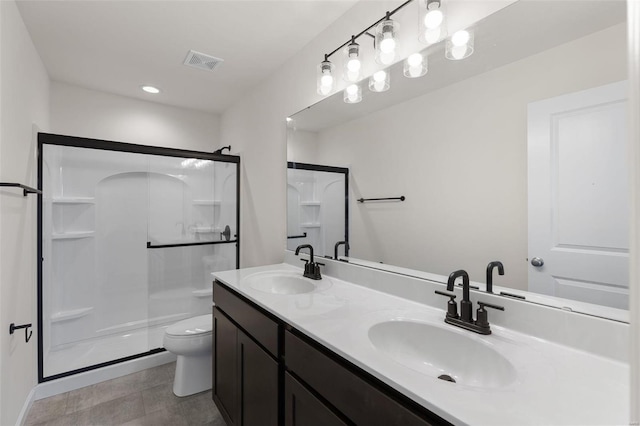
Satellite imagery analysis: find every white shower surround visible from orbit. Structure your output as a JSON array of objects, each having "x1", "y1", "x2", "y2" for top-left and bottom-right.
[{"x1": 41, "y1": 143, "x2": 237, "y2": 378}]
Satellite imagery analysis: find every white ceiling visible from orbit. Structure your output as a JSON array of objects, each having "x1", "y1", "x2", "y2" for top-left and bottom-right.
[{"x1": 16, "y1": 0, "x2": 359, "y2": 114}]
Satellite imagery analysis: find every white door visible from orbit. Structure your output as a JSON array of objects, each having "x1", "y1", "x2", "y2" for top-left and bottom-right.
[{"x1": 528, "y1": 81, "x2": 628, "y2": 309}]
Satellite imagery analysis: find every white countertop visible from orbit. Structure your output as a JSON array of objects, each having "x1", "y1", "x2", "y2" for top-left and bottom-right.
[{"x1": 213, "y1": 262, "x2": 629, "y2": 425}]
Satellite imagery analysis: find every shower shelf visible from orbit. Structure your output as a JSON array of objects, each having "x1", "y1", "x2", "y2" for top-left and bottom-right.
[
  {"x1": 193, "y1": 199, "x2": 222, "y2": 206},
  {"x1": 192, "y1": 289, "x2": 213, "y2": 298},
  {"x1": 300, "y1": 223, "x2": 321, "y2": 228},
  {"x1": 193, "y1": 226, "x2": 220, "y2": 233},
  {"x1": 52, "y1": 231, "x2": 95, "y2": 240},
  {"x1": 51, "y1": 307, "x2": 94, "y2": 323},
  {"x1": 52, "y1": 197, "x2": 95, "y2": 204}
]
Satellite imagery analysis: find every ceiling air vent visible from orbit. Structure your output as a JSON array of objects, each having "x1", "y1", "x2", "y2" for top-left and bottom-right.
[{"x1": 183, "y1": 50, "x2": 224, "y2": 72}]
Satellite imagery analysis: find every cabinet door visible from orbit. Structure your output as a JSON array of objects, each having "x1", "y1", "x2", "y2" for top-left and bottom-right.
[
  {"x1": 238, "y1": 331, "x2": 278, "y2": 426},
  {"x1": 284, "y1": 373, "x2": 347, "y2": 426},
  {"x1": 213, "y1": 309, "x2": 238, "y2": 425}
]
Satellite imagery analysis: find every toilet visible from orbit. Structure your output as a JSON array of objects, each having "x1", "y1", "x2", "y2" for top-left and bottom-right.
[{"x1": 163, "y1": 314, "x2": 213, "y2": 397}]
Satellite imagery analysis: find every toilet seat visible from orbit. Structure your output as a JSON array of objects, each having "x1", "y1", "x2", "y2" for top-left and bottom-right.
[{"x1": 166, "y1": 314, "x2": 212, "y2": 337}]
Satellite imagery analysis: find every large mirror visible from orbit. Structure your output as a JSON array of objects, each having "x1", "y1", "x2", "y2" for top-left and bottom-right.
[{"x1": 286, "y1": 0, "x2": 629, "y2": 320}]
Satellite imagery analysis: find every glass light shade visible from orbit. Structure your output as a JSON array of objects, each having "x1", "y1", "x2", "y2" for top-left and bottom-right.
[
  {"x1": 419, "y1": 0, "x2": 447, "y2": 45},
  {"x1": 375, "y1": 19, "x2": 399, "y2": 65},
  {"x1": 403, "y1": 52, "x2": 428, "y2": 78},
  {"x1": 445, "y1": 29, "x2": 475, "y2": 60},
  {"x1": 343, "y1": 41, "x2": 363, "y2": 82},
  {"x1": 344, "y1": 83, "x2": 362, "y2": 103},
  {"x1": 368, "y1": 70, "x2": 390, "y2": 92},
  {"x1": 316, "y1": 60, "x2": 335, "y2": 95}
]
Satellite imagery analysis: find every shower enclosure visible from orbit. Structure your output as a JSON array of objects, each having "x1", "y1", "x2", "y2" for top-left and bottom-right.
[
  {"x1": 287, "y1": 162, "x2": 348, "y2": 258},
  {"x1": 37, "y1": 133, "x2": 239, "y2": 381}
]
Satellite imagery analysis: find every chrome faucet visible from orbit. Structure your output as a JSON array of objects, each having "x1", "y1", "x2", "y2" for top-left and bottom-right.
[
  {"x1": 334, "y1": 241, "x2": 349, "y2": 261},
  {"x1": 435, "y1": 269, "x2": 504, "y2": 335},
  {"x1": 295, "y1": 244, "x2": 322, "y2": 280},
  {"x1": 486, "y1": 261, "x2": 504, "y2": 293}
]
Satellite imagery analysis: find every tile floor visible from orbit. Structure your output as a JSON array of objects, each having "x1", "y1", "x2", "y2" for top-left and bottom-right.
[{"x1": 24, "y1": 362, "x2": 226, "y2": 426}]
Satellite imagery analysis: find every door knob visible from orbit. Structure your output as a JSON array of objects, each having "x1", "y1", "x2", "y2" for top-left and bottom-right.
[{"x1": 531, "y1": 257, "x2": 544, "y2": 267}]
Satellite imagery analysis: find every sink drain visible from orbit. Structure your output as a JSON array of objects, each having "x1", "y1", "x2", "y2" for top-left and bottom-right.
[{"x1": 438, "y1": 374, "x2": 456, "y2": 383}]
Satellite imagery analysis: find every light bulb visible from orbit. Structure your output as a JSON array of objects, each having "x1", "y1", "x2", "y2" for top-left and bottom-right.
[
  {"x1": 346, "y1": 84, "x2": 359, "y2": 95},
  {"x1": 347, "y1": 58, "x2": 361, "y2": 72},
  {"x1": 321, "y1": 74, "x2": 333, "y2": 87},
  {"x1": 369, "y1": 70, "x2": 390, "y2": 92},
  {"x1": 373, "y1": 71, "x2": 386, "y2": 82},
  {"x1": 451, "y1": 45, "x2": 468, "y2": 60},
  {"x1": 380, "y1": 35, "x2": 396, "y2": 54},
  {"x1": 452, "y1": 30, "x2": 470, "y2": 46},
  {"x1": 424, "y1": 28, "x2": 443, "y2": 44},
  {"x1": 407, "y1": 53, "x2": 423, "y2": 67},
  {"x1": 424, "y1": 10, "x2": 443, "y2": 29}
]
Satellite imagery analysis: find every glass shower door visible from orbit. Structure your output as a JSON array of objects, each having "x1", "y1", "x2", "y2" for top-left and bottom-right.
[
  {"x1": 39, "y1": 134, "x2": 240, "y2": 381},
  {"x1": 146, "y1": 155, "x2": 239, "y2": 351}
]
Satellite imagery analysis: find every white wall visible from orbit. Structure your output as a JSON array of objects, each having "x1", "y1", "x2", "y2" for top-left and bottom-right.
[
  {"x1": 50, "y1": 81, "x2": 220, "y2": 151},
  {"x1": 309, "y1": 23, "x2": 626, "y2": 290},
  {"x1": 0, "y1": 1, "x2": 50, "y2": 424}
]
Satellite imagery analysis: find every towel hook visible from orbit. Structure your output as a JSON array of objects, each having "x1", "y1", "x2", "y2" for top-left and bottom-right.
[{"x1": 9, "y1": 323, "x2": 33, "y2": 343}]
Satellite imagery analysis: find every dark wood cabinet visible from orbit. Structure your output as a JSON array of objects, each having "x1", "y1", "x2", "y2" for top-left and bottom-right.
[
  {"x1": 212, "y1": 280, "x2": 449, "y2": 426},
  {"x1": 284, "y1": 372, "x2": 347, "y2": 426},
  {"x1": 213, "y1": 309, "x2": 238, "y2": 425},
  {"x1": 238, "y1": 331, "x2": 278, "y2": 426},
  {"x1": 212, "y1": 281, "x2": 279, "y2": 426}
]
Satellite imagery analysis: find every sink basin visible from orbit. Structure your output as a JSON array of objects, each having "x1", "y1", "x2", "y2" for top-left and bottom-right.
[
  {"x1": 242, "y1": 270, "x2": 331, "y2": 295},
  {"x1": 368, "y1": 320, "x2": 517, "y2": 388}
]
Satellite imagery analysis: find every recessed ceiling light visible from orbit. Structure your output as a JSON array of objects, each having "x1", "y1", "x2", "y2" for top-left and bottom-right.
[{"x1": 141, "y1": 85, "x2": 160, "y2": 94}]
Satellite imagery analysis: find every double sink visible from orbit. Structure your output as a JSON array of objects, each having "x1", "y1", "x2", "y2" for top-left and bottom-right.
[{"x1": 241, "y1": 269, "x2": 517, "y2": 390}]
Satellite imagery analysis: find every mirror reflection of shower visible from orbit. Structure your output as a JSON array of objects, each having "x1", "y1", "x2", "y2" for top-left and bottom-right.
[
  {"x1": 286, "y1": 163, "x2": 348, "y2": 259},
  {"x1": 40, "y1": 136, "x2": 239, "y2": 380}
]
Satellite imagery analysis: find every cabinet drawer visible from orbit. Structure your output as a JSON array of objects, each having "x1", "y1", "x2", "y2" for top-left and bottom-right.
[
  {"x1": 285, "y1": 331, "x2": 446, "y2": 426},
  {"x1": 214, "y1": 280, "x2": 279, "y2": 357}
]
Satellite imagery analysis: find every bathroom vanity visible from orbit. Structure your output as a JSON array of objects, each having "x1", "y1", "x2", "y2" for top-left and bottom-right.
[{"x1": 211, "y1": 254, "x2": 629, "y2": 425}]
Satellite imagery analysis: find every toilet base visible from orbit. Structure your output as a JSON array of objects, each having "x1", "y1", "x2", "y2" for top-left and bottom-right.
[{"x1": 173, "y1": 353, "x2": 212, "y2": 397}]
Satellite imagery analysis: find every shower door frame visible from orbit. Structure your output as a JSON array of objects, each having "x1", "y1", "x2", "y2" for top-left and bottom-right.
[
  {"x1": 37, "y1": 132, "x2": 241, "y2": 383},
  {"x1": 287, "y1": 161, "x2": 349, "y2": 256}
]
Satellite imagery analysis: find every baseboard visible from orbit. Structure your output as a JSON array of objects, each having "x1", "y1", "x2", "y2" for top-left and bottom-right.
[
  {"x1": 16, "y1": 387, "x2": 37, "y2": 426},
  {"x1": 34, "y1": 351, "x2": 176, "y2": 400}
]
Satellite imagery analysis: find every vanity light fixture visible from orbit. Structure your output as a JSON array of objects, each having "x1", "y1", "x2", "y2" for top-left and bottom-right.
[
  {"x1": 369, "y1": 70, "x2": 390, "y2": 92},
  {"x1": 317, "y1": 56, "x2": 336, "y2": 95},
  {"x1": 316, "y1": 0, "x2": 475, "y2": 103},
  {"x1": 420, "y1": 0, "x2": 447, "y2": 45},
  {"x1": 404, "y1": 52, "x2": 428, "y2": 78},
  {"x1": 316, "y1": 0, "x2": 412, "y2": 98},
  {"x1": 344, "y1": 36, "x2": 363, "y2": 82},
  {"x1": 375, "y1": 13, "x2": 399, "y2": 65},
  {"x1": 344, "y1": 84, "x2": 362, "y2": 103},
  {"x1": 141, "y1": 85, "x2": 160, "y2": 94},
  {"x1": 446, "y1": 29, "x2": 475, "y2": 60}
]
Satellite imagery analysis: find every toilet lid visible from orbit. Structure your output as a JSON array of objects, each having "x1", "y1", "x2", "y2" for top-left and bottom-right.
[{"x1": 166, "y1": 314, "x2": 213, "y2": 336}]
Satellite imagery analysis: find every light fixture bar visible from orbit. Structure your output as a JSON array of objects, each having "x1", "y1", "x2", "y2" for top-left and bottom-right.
[{"x1": 322, "y1": 0, "x2": 414, "y2": 61}]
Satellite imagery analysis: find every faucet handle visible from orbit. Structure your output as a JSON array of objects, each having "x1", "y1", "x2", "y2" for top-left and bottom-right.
[
  {"x1": 435, "y1": 290, "x2": 459, "y2": 319},
  {"x1": 478, "y1": 301, "x2": 504, "y2": 311},
  {"x1": 475, "y1": 301, "x2": 504, "y2": 330},
  {"x1": 300, "y1": 258, "x2": 309, "y2": 265}
]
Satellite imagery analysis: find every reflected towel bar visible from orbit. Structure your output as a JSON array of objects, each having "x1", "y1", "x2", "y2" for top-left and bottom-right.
[
  {"x1": 147, "y1": 240, "x2": 237, "y2": 249},
  {"x1": 287, "y1": 232, "x2": 307, "y2": 239},
  {"x1": 357, "y1": 196, "x2": 405, "y2": 203},
  {"x1": 9, "y1": 323, "x2": 33, "y2": 343},
  {"x1": 0, "y1": 183, "x2": 42, "y2": 196}
]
